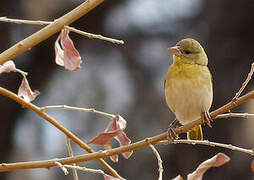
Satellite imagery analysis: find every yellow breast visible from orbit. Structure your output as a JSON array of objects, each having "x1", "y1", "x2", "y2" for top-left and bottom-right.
[{"x1": 165, "y1": 62, "x2": 213, "y2": 124}]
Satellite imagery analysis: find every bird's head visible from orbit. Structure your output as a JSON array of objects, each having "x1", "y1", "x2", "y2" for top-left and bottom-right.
[{"x1": 169, "y1": 38, "x2": 208, "y2": 66}]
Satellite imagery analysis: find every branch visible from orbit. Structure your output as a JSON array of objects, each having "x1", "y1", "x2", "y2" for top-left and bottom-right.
[
  {"x1": 66, "y1": 137, "x2": 79, "y2": 180},
  {"x1": 157, "y1": 140, "x2": 254, "y2": 156},
  {"x1": 0, "y1": 89, "x2": 253, "y2": 172},
  {"x1": 0, "y1": 87, "x2": 121, "y2": 178},
  {"x1": 0, "y1": 87, "x2": 253, "y2": 173},
  {"x1": 149, "y1": 144, "x2": 163, "y2": 180},
  {"x1": 0, "y1": 0, "x2": 104, "y2": 64},
  {"x1": 233, "y1": 62, "x2": 254, "y2": 100},
  {"x1": 0, "y1": 17, "x2": 124, "y2": 45},
  {"x1": 41, "y1": 105, "x2": 115, "y2": 119},
  {"x1": 215, "y1": 112, "x2": 254, "y2": 119}
]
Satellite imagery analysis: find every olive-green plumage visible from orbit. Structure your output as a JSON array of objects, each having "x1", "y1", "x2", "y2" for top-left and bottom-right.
[{"x1": 165, "y1": 38, "x2": 213, "y2": 140}]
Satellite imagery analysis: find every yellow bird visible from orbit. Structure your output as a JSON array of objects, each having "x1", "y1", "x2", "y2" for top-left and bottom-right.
[{"x1": 164, "y1": 38, "x2": 213, "y2": 140}]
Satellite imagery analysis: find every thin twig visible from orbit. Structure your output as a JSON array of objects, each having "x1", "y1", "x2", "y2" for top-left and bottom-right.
[
  {"x1": 0, "y1": 0, "x2": 105, "y2": 64},
  {"x1": 0, "y1": 87, "x2": 121, "y2": 178},
  {"x1": 157, "y1": 139, "x2": 254, "y2": 156},
  {"x1": 41, "y1": 105, "x2": 115, "y2": 119},
  {"x1": 66, "y1": 137, "x2": 79, "y2": 180},
  {"x1": 215, "y1": 112, "x2": 254, "y2": 119},
  {"x1": 149, "y1": 144, "x2": 163, "y2": 180},
  {"x1": 15, "y1": 68, "x2": 28, "y2": 76},
  {"x1": 233, "y1": 62, "x2": 254, "y2": 100},
  {"x1": 55, "y1": 161, "x2": 69, "y2": 175},
  {"x1": 0, "y1": 16, "x2": 124, "y2": 45},
  {"x1": 0, "y1": 66, "x2": 254, "y2": 173},
  {"x1": 65, "y1": 26, "x2": 124, "y2": 44}
]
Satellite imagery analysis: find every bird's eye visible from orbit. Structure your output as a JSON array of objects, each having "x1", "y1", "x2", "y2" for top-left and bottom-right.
[{"x1": 184, "y1": 50, "x2": 191, "y2": 54}]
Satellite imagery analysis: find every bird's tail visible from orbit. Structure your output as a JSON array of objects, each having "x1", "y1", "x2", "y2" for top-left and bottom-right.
[{"x1": 187, "y1": 125, "x2": 203, "y2": 140}]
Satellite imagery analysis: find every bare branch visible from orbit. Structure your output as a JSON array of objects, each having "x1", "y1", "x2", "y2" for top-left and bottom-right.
[
  {"x1": 0, "y1": 0, "x2": 104, "y2": 64},
  {"x1": 41, "y1": 105, "x2": 115, "y2": 119},
  {"x1": 158, "y1": 139, "x2": 254, "y2": 156},
  {"x1": 233, "y1": 62, "x2": 254, "y2": 100},
  {"x1": 149, "y1": 144, "x2": 163, "y2": 180},
  {"x1": 215, "y1": 112, "x2": 254, "y2": 119},
  {"x1": 65, "y1": 26, "x2": 124, "y2": 44},
  {"x1": 66, "y1": 137, "x2": 79, "y2": 180},
  {"x1": 0, "y1": 16, "x2": 124, "y2": 45},
  {"x1": 55, "y1": 161, "x2": 69, "y2": 175},
  {"x1": 0, "y1": 87, "x2": 121, "y2": 178}
]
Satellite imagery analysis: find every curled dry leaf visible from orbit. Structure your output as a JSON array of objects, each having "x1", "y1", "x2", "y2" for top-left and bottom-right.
[
  {"x1": 55, "y1": 29, "x2": 82, "y2": 71},
  {"x1": 187, "y1": 153, "x2": 230, "y2": 180},
  {"x1": 88, "y1": 115, "x2": 132, "y2": 161},
  {"x1": 104, "y1": 141, "x2": 118, "y2": 163},
  {"x1": 18, "y1": 76, "x2": 40, "y2": 103},
  {"x1": 0, "y1": 60, "x2": 16, "y2": 74},
  {"x1": 88, "y1": 129, "x2": 122, "y2": 145},
  {"x1": 112, "y1": 116, "x2": 132, "y2": 159}
]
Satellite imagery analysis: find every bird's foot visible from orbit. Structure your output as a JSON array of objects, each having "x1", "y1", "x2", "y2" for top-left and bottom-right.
[
  {"x1": 167, "y1": 118, "x2": 179, "y2": 141},
  {"x1": 201, "y1": 112, "x2": 212, "y2": 128}
]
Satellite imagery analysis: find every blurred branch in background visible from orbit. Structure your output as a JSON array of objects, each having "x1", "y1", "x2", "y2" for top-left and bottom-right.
[
  {"x1": 0, "y1": 17, "x2": 124, "y2": 44},
  {"x1": 0, "y1": 0, "x2": 104, "y2": 64}
]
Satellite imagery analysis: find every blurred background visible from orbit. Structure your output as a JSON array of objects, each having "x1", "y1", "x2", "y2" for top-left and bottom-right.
[{"x1": 0, "y1": 0, "x2": 253, "y2": 179}]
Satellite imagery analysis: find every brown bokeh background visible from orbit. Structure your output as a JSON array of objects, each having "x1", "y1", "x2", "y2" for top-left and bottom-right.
[{"x1": 0, "y1": 0, "x2": 253, "y2": 179}]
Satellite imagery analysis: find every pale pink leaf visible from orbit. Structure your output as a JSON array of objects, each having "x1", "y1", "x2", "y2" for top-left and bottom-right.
[
  {"x1": 172, "y1": 175, "x2": 184, "y2": 180},
  {"x1": 55, "y1": 29, "x2": 82, "y2": 71},
  {"x1": 103, "y1": 174, "x2": 122, "y2": 180},
  {"x1": 112, "y1": 115, "x2": 127, "y2": 131},
  {"x1": 88, "y1": 129, "x2": 121, "y2": 145},
  {"x1": 187, "y1": 153, "x2": 230, "y2": 180},
  {"x1": 104, "y1": 141, "x2": 118, "y2": 162},
  {"x1": 0, "y1": 60, "x2": 16, "y2": 74},
  {"x1": 115, "y1": 131, "x2": 132, "y2": 159},
  {"x1": 112, "y1": 115, "x2": 132, "y2": 159},
  {"x1": 18, "y1": 76, "x2": 40, "y2": 103}
]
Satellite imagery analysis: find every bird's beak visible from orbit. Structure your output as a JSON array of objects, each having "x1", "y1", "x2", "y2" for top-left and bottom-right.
[{"x1": 168, "y1": 46, "x2": 182, "y2": 56}]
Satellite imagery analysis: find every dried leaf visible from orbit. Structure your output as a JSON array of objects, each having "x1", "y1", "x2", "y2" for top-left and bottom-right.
[
  {"x1": 112, "y1": 115, "x2": 132, "y2": 159},
  {"x1": 103, "y1": 174, "x2": 122, "y2": 180},
  {"x1": 104, "y1": 141, "x2": 118, "y2": 162},
  {"x1": 88, "y1": 115, "x2": 132, "y2": 161},
  {"x1": 115, "y1": 131, "x2": 132, "y2": 159},
  {"x1": 112, "y1": 115, "x2": 126, "y2": 131},
  {"x1": 0, "y1": 60, "x2": 16, "y2": 74},
  {"x1": 18, "y1": 76, "x2": 40, "y2": 102},
  {"x1": 187, "y1": 153, "x2": 230, "y2": 180},
  {"x1": 55, "y1": 29, "x2": 82, "y2": 71},
  {"x1": 88, "y1": 129, "x2": 121, "y2": 145}
]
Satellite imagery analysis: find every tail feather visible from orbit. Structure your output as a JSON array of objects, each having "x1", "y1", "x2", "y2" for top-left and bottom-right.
[{"x1": 187, "y1": 125, "x2": 203, "y2": 140}]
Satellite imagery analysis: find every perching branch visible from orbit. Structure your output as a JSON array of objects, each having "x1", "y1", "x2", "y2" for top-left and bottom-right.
[
  {"x1": 157, "y1": 140, "x2": 254, "y2": 156},
  {"x1": 0, "y1": 63, "x2": 253, "y2": 173},
  {"x1": 0, "y1": 87, "x2": 121, "y2": 178},
  {"x1": 0, "y1": 0, "x2": 104, "y2": 65},
  {"x1": 0, "y1": 17, "x2": 124, "y2": 45}
]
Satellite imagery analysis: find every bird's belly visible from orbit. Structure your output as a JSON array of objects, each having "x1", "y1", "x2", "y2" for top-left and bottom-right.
[{"x1": 165, "y1": 78, "x2": 212, "y2": 125}]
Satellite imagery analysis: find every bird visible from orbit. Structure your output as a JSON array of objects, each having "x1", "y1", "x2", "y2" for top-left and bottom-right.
[{"x1": 164, "y1": 38, "x2": 213, "y2": 140}]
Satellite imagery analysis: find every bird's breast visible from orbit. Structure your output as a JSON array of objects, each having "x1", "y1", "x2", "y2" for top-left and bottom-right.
[{"x1": 165, "y1": 63, "x2": 213, "y2": 124}]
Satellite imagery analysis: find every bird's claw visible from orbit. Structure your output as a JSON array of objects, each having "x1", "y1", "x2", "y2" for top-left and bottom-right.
[
  {"x1": 202, "y1": 112, "x2": 212, "y2": 128},
  {"x1": 167, "y1": 118, "x2": 179, "y2": 141},
  {"x1": 167, "y1": 127, "x2": 179, "y2": 141}
]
